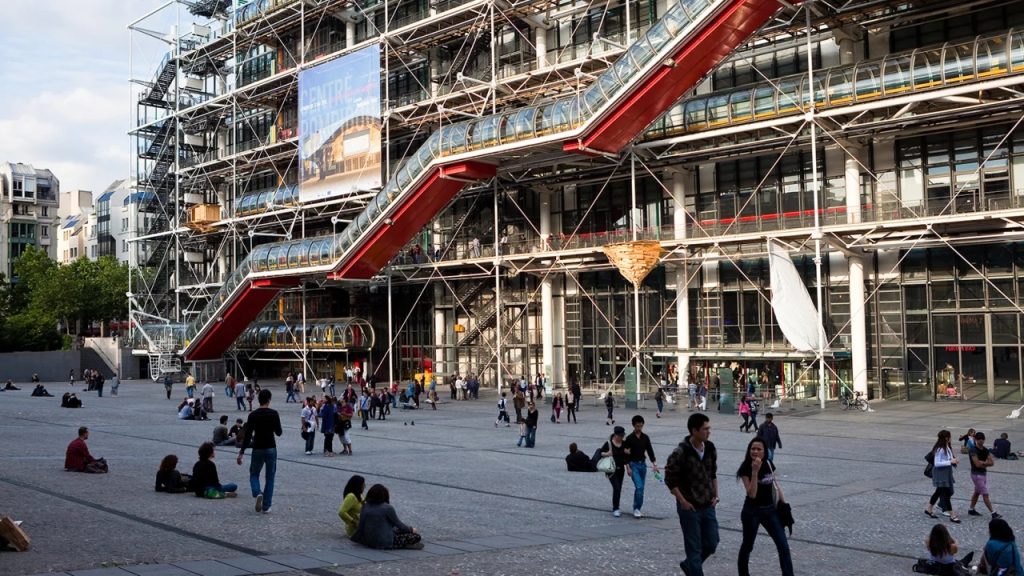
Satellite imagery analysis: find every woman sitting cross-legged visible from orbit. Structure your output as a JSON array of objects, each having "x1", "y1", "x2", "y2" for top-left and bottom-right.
[
  {"x1": 352, "y1": 484, "x2": 423, "y2": 549},
  {"x1": 338, "y1": 475, "x2": 365, "y2": 538},
  {"x1": 155, "y1": 454, "x2": 192, "y2": 493},
  {"x1": 190, "y1": 442, "x2": 237, "y2": 499}
]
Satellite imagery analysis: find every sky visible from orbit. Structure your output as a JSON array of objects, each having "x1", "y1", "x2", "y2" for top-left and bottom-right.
[{"x1": 0, "y1": 0, "x2": 175, "y2": 194}]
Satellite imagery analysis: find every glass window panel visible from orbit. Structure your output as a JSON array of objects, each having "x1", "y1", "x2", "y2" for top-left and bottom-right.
[
  {"x1": 933, "y1": 314, "x2": 958, "y2": 343},
  {"x1": 882, "y1": 55, "x2": 911, "y2": 95},
  {"x1": 959, "y1": 280, "x2": 985, "y2": 308},
  {"x1": 943, "y1": 42, "x2": 975, "y2": 83},
  {"x1": 912, "y1": 49, "x2": 942, "y2": 89},
  {"x1": 960, "y1": 314, "x2": 985, "y2": 343},
  {"x1": 932, "y1": 281, "x2": 955, "y2": 308},
  {"x1": 992, "y1": 314, "x2": 1019, "y2": 344},
  {"x1": 854, "y1": 62, "x2": 881, "y2": 101},
  {"x1": 904, "y1": 284, "x2": 928, "y2": 310}
]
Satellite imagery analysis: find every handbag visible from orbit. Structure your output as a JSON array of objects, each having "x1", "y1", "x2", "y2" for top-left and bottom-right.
[
  {"x1": 924, "y1": 450, "x2": 935, "y2": 479},
  {"x1": 596, "y1": 456, "x2": 616, "y2": 475}
]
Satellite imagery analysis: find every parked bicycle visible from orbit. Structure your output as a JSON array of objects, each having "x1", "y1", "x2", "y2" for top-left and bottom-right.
[{"x1": 840, "y1": 388, "x2": 870, "y2": 412}]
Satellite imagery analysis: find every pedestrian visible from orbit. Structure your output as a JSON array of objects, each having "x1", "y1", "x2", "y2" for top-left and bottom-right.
[
  {"x1": 655, "y1": 387, "x2": 665, "y2": 418},
  {"x1": 571, "y1": 378, "x2": 582, "y2": 412},
  {"x1": 513, "y1": 388, "x2": 526, "y2": 423},
  {"x1": 301, "y1": 397, "x2": 318, "y2": 455},
  {"x1": 69, "y1": 369, "x2": 76, "y2": 387},
  {"x1": 604, "y1": 390, "x2": 615, "y2": 426},
  {"x1": 623, "y1": 415, "x2": 658, "y2": 519},
  {"x1": 110, "y1": 373, "x2": 119, "y2": 396},
  {"x1": 739, "y1": 396, "x2": 751, "y2": 432},
  {"x1": 235, "y1": 379, "x2": 246, "y2": 411},
  {"x1": 186, "y1": 373, "x2": 196, "y2": 399},
  {"x1": 245, "y1": 382, "x2": 255, "y2": 411},
  {"x1": 968, "y1": 432, "x2": 1001, "y2": 519},
  {"x1": 224, "y1": 374, "x2": 234, "y2": 398},
  {"x1": 736, "y1": 436, "x2": 794, "y2": 576},
  {"x1": 495, "y1": 392, "x2": 510, "y2": 427},
  {"x1": 338, "y1": 403, "x2": 354, "y2": 455},
  {"x1": 285, "y1": 374, "x2": 296, "y2": 403},
  {"x1": 925, "y1": 429, "x2": 961, "y2": 523},
  {"x1": 201, "y1": 381, "x2": 215, "y2": 413},
  {"x1": 163, "y1": 374, "x2": 173, "y2": 400},
  {"x1": 665, "y1": 413, "x2": 720, "y2": 576},
  {"x1": 535, "y1": 372, "x2": 545, "y2": 400},
  {"x1": 688, "y1": 379, "x2": 697, "y2": 410},
  {"x1": 320, "y1": 396, "x2": 337, "y2": 456},
  {"x1": 236, "y1": 389, "x2": 282, "y2": 514},
  {"x1": 96, "y1": 373, "x2": 105, "y2": 398},
  {"x1": 359, "y1": 390, "x2": 371, "y2": 429},
  {"x1": 523, "y1": 401, "x2": 539, "y2": 448},
  {"x1": 979, "y1": 518, "x2": 1024, "y2": 575},
  {"x1": 600, "y1": 425, "x2": 629, "y2": 517},
  {"x1": 756, "y1": 413, "x2": 782, "y2": 462},
  {"x1": 566, "y1": 388, "x2": 577, "y2": 423},
  {"x1": 552, "y1": 393, "x2": 563, "y2": 423},
  {"x1": 747, "y1": 396, "x2": 759, "y2": 432}
]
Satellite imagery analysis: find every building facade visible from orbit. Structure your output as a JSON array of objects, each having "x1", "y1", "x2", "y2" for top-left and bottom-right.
[
  {"x1": 129, "y1": 0, "x2": 1024, "y2": 403},
  {"x1": 0, "y1": 162, "x2": 59, "y2": 278}
]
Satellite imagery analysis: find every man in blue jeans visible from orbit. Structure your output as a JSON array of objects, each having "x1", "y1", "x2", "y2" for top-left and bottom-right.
[
  {"x1": 664, "y1": 413, "x2": 719, "y2": 576},
  {"x1": 236, "y1": 389, "x2": 282, "y2": 513},
  {"x1": 623, "y1": 415, "x2": 658, "y2": 518}
]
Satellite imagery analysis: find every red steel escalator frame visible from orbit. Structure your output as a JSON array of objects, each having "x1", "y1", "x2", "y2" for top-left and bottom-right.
[
  {"x1": 187, "y1": 277, "x2": 300, "y2": 361},
  {"x1": 564, "y1": 0, "x2": 785, "y2": 155}
]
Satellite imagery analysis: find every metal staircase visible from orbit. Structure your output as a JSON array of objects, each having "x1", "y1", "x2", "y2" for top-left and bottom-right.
[
  {"x1": 458, "y1": 295, "x2": 502, "y2": 347},
  {"x1": 454, "y1": 280, "x2": 489, "y2": 312},
  {"x1": 189, "y1": 0, "x2": 231, "y2": 18},
  {"x1": 141, "y1": 54, "x2": 177, "y2": 108},
  {"x1": 565, "y1": 297, "x2": 582, "y2": 369}
]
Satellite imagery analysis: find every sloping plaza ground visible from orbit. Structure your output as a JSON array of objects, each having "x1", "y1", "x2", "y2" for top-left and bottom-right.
[{"x1": 2, "y1": 380, "x2": 1023, "y2": 575}]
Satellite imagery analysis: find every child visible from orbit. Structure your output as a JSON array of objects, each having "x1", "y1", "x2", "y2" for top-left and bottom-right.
[
  {"x1": 338, "y1": 403, "x2": 354, "y2": 455},
  {"x1": 495, "y1": 392, "x2": 510, "y2": 427}
]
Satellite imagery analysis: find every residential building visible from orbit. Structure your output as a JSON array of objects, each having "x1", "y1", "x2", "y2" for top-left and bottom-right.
[
  {"x1": 129, "y1": 0, "x2": 1024, "y2": 403},
  {"x1": 0, "y1": 162, "x2": 59, "y2": 277}
]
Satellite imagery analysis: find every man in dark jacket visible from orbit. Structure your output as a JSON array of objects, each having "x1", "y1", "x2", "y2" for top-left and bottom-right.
[
  {"x1": 664, "y1": 413, "x2": 719, "y2": 576},
  {"x1": 756, "y1": 412, "x2": 782, "y2": 461}
]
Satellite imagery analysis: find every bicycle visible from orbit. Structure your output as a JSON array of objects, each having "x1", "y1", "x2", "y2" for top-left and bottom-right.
[{"x1": 840, "y1": 390, "x2": 870, "y2": 412}]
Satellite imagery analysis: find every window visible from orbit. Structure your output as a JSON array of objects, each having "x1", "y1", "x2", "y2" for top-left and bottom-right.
[
  {"x1": 122, "y1": 218, "x2": 129, "y2": 232},
  {"x1": 41, "y1": 206, "x2": 48, "y2": 217},
  {"x1": 122, "y1": 240, "x2": 128, "y2": 253},
  {"x1": 41, "y1": 225, "x2": 49, "y2": 239},
  {"x1": 13, "y1": 204, "x2": 29, "y2": 215}
]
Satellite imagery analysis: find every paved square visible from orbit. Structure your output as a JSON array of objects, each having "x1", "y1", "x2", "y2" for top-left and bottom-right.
[{"x1": 2, "y1": 380, "x2": 1022, "y2": 575}]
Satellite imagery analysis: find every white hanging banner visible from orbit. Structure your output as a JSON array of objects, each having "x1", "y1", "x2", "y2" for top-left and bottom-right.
[{"x1": 768, "y1": 240, "x2": 823, "y2": 352}]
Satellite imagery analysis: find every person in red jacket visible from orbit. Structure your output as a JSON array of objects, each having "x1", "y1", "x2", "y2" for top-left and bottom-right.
[{"x1": 65, "y1": 427, "x2": 107, "y2": 473}]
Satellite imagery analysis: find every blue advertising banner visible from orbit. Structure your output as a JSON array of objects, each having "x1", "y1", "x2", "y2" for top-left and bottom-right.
[{"x1": 299, "y1": 46, "x2": 382, "y2": 202}]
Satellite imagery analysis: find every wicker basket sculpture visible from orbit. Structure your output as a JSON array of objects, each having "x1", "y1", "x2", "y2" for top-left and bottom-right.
[{"x1": 601, "y1": 241, "x2": 665, "y2": 287}]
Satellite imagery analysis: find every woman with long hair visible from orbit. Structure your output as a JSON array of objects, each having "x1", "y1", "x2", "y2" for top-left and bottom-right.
[
  {"x1": 599, "y1": 426, "x2": 629, "y2": 517},
  {"x1": 736, "y1": 437, "x2": 794, "y2": 576},
  {"x1": 352, "y1": 484, "x2": 423, "y2": 549},
  {"x1": 154, "y1": 454, "x2": 191, "y2": 493},
  {"x1": 925, "y1": 523, "x2": 958, "y2": 565},
  {"x1": 338, "y1": 475, "x2": 366, "y2": 538},
  {"x1": 979, "y1": 518, "x2": 1024, "y2": 575},
  {"x1": 925, "y1": 429, "x2": 961, "y2": 523}
]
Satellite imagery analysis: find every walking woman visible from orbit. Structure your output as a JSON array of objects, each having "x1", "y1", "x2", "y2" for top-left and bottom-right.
[
  {"x1": 600, "y1": 426, "x2": 629, "y2": 517},
  {"x1": 565, "y1": 389, "x2": 577, "y2": 423},
  {"x1": 552, "y1": 393, "x2": 563, "y2": 423},
  {"x1": 654, "y1": 387, "x2": 665, "y2": 418},
  {"x1": 739, "y1": 396, "x2": 752, "y2": 432},
  {"x1": 925, "y1": 429, "x2": 961, "y2": 523},
  {"x1": 604, "y1": 391, "x2": 615, "y2": 425},
  {"x1": 736, "y1": 437, "x2": 794, "y2": 576}
]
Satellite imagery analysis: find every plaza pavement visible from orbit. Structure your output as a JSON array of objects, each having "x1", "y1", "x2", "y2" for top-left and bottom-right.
[{"x1": 2, "y1": 380, "x2": 1023, "y2": 576}]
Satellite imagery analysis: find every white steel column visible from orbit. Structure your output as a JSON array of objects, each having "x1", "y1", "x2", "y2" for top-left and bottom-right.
[
  {"x1": 346, "y1": 21, "x2": 355, "y2": 49},
  {"x1": 672, "y1": 169, "x2": 691, "y2": 377},
  {"x1": 540, "y1": 190, "x2": 555, "y2": 388},
  {"x1": 434, "y1": 283, "x2": 446, "y2": 375},
  {"x1": 846, "y1": 145, "x2": 868, "y2": 396},
  {"x1": 535, "y1": 26, "x2": 547, "y2": 69},
  {"x1": 387, "y1": 271, "x2": 394, "y2": 385}
]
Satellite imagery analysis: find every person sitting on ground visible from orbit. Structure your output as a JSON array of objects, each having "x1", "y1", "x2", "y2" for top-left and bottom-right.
[
  {"x1": 398, "y1": 390, "x2": 416, "y2": 410},
  {"x1": 61, "y1": 392, "x2": 83, "y2": 408},
  {"x1": 338, "y1": 474, "x2": 366, "y2": 538},
  {"x1": 31, "y1": 373, "x2": 40, "y2": 383},
  {"x1": 178, "y1": 399, "x2": 195, "y2": 420},
  {"x1": 212, "y1": 415, "x2": 235, "y2": 446},
  {"x1": 31, "y1": 384, "x2": 54, "y2": 397},
  {"x1": 3, "y1": 380, "x2": 20, "y2": 391},
  {"x1": 926, "y1": 523, "x2": 959, "y2": 566},
  {"x1": 352, "y1": 484, "x2": 423, "y2": 550},
  {"x1": 190, "y1": 442, "x2": 237, "y2": 499},
  {"x1": 228, "y1": 418, "x2": 245, "y2": 447},
  {"x1": 155, "y1": 454, "x2": 192, "y2": 493},
  {"x1": 65, "y1": 426, "x2": 107, "y2": 473},
  {"x1": 979, "y1": 518, "x2": 1024, "y2": 575},
  {"x1": 992, "y1": 433, "x2": 1015, "y2": 460},
  {"x1": 565, "y1": 442, "x2": 596, "y2": 472}
]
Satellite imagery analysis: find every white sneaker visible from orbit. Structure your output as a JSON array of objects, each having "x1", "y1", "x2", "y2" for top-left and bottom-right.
[
  {"x1": 612, "y1": 509, "x2": 621, "y2": 517},
  {"x1": 633, "y1": 509, "x2": 643, "y2": 518},
  {"x1": 304, "y1": 451, "x2": 312, "y2": 455},
  {"x1": 255, "y1": 494, "x2": 264, "y2": 513}
]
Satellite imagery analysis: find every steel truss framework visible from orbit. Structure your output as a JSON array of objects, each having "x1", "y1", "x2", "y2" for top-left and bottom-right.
[{"x1": 128, "y1": 0, "x2": 1024, "y2": 403}]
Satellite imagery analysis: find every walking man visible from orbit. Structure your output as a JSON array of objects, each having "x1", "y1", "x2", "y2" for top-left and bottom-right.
[
  {"x1": 623, "y1": 415, "x2": 658, "y2": 518},
  {"x1": 665, "y1": 413, "x2": 720, "y2": 576},
  {"x1": 495, "y1": 392, "x2": 510, "y2": 427},
  {"x1": 236, "y1": 389, "x2": 282, "y2": 514},
  {"x1": 756, "y1": 413, "x2": 782, "y2": 462},
  {"x1": 968, "y1": 432, "x2": 1001, "y2": 519},
  {"x1": 234, "y1": 378, "x2": 246, "y2": 411},
  {"x1": 185, "y1": 373, "x2": 196, "y2": 399}
]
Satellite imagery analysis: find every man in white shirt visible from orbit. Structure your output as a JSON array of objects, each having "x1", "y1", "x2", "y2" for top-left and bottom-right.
[{"x1": 201, "y1": 381, "x2": 215, "y2": 413}]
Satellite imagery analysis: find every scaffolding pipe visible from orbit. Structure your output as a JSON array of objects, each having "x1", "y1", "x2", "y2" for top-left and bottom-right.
[
  {"x1": 806, "y1": 1, "x2": 827, "y2": 410},
  {"x1": 631, "y1": 151, "x2": 641, "y2": 404}
]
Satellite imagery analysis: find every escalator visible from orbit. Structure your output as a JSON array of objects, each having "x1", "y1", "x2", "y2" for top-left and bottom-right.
[{"x1": 150, "y1": 0, "x2": 793, "y2": 360}]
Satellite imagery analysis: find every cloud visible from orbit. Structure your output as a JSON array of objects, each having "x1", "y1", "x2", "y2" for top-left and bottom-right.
[{"x1": 0, "y1": 0, "x2": 171, "y2": 193}]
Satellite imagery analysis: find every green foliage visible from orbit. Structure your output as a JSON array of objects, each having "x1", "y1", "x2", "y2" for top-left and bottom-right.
[{"x1": 0, "y1": 247, "x2": 129, "y2": 352}]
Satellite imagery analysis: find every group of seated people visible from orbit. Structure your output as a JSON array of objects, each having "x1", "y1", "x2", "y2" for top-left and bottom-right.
[
  {"x1": 338, "y1": 475, "x2": 423, "y2": 549},
  {"x1": 919, "y1": 521, "x2": 1023, "y2": 575},
  {"x1": 212, "y1": 415, "x2": 244, "y2": 447},
  {"x1": 61, "y1": 393, "x2": 83, "y2": 408},
  {"x1": 177, "y1": 398, "x2": 210, "y2": 421},
  {"x1": 156, "y1": 442, "x2": 237, "y2": 499},
  {"x1": 2, "y1": 380, "x2": 20, "y2": 391}
]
